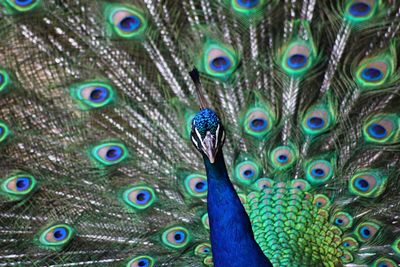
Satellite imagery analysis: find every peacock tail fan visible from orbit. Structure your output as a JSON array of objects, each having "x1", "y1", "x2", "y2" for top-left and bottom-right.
[{"x1": 0, "y1": 0, "x2": 399, "y2": 266}]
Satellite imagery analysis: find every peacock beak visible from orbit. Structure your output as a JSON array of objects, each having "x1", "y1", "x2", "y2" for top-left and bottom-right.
[{"x1": 202, "y1": 131, "x2": 217, "y2": 164}]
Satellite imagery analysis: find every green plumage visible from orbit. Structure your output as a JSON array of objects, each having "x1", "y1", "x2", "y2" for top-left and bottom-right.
[{"x1": 0, "y1": 0, "x2": 399, "y2": 266}]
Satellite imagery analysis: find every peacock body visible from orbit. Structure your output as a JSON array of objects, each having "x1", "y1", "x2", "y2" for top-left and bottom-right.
[{"x1": 0, "y1": 0, "x2": 400, "y2": 266}]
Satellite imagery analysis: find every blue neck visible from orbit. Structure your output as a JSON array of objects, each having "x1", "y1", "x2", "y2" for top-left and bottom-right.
[{"x1": 204, "y1": 151, "x2": 272, "y2": 267}]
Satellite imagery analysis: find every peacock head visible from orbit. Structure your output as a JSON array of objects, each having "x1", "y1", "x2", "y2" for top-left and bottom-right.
[{"x1": 190, "y1": 108, "x2": 225, "y2": 163}]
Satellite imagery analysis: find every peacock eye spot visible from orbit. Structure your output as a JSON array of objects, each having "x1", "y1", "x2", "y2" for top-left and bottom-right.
[
  {"x1": 0, "y1": 73, "x2": 3, "y2": 85},
  {"x1": 89, "y1": 87, "x2": 108, "y2": 102},
  {"x1": 278, "y1": 155, "x2": 288, "y2": 163},
  {"x1": 361, "y1": 67, "x2": 382, "y2": 82},
  {"x1": 343, "y1": 242, "x2": 349, "y2": 247},
  {"x1": 243, "y1": 169, "x2": 254, "y2": 178},
  {"x1": 195, "y1": 181, "x2": 206, "y2": 191},
  {"x1": 237, "y1": 0, "x2": 259, "y2": 8},
  {"x1": 361, "y1": 227, "x2": 371, "y2": 237},
  {"x1": 312, "y1": 168, "x2": 325, "y2": 177},
  {"x1": 53, "y1": 227, "x2": 67, "y2": 241},
  {"x1": 355, "y1": 178, "x2": 370, "y2": 191},
  {"x1": 135, "y1": 190, "x2": 151, "y2": 205},
  {"x1": 15, "y1": 0, "x2": 34, "y2": 6},
  {"x1": 367, "y1": 124, "x2": 387, "y2": 138},
  {"x1": 136, "y1": 192, "x2": 146, "y2": 201},
  {"x1": 250, "y1": 118, "x2": 267, "y2": 131},
  {"x1": 335, "y1": 218, "x2": 344, "y2": 225},
  {"x1": 349, "y1": 2, "x2": 371, "y2": 17},
  {"x1": 105, "y1": 147, "x2": 122, "y2": 161},
  {"x1": 174, "y1": 232, "x2": 185, "y2": 243},
  {"x1": 287, "y1": 54, "x2": 307, "y2": 69},
  {"x1": 138, "y1": 259, "x2": 151, "y2": 267},
  {"x1": 0, "y1": 123, "x2": 9, "y2": 142},
  {"x1": 210, "y1": 56, "x2": 231, "y2": 72},
  {"x1": 307, "y1": 117, "x2": 324, "y2": 129},
  {"x1": 16, "y1": 177, "x2": 30, "y2": 191},
  {"x1": 118, "y1": 16, "x2": 141, "y2": 32},
  {"x1": 184, "y1": 174, "x2": 208, "y2": 197},
  {"x1": 316, "y1": 201, "x2": 322, "y2": 207}
]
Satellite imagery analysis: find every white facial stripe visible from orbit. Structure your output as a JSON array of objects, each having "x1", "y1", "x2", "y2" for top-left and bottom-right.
[
  {"x1": 195, "y1": 128, "x2": 203, "y2": 144},
  {"x1": 215, "y1": 125, "x2": 220, "y2": 148},
  {"x1": 191, "y1": 136, "x2": 198, "y2": 147},
  {"x1": 195, "y1": 128, "x2": 208, "y2": 150}
]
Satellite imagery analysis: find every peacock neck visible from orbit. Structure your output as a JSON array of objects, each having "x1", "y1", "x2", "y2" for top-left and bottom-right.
[{"x1": 204, "y1": 150, "x2": 272, "y2": 267}]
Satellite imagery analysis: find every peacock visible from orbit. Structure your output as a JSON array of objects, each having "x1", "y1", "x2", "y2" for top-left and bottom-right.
[{"x1": 0, "y1": 0, "x2": 400, "y2": 266}]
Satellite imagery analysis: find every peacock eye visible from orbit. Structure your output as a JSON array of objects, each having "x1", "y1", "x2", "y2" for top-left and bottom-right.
[
  {"x1": 209, "y1": 53, "x2": 231, "y2": 72},
  {"x1": 6, "y1": 0, "x2": 40, "y2": 12},
  {"x1": 270, "y1": 145, "x2": 298, "y2": 169},
  {"x1": 106, "y1": 5, "x2": 147, "y2": 39},
  {"x1": 392, "y1": 238, "x2": 400, "y2": 256},
  {"x1": 290, "y1": 179, "x2": 311, "y2": 191},
  {"x1": 354, "y1": 51, "x2": 395, "y2": 89},
  {"x1": 301, "y1": 105, "x2": 334, "y2": 135},
  {"x1": 340, "y1": 250, "x2": 354, "y2": 263},
  {"x1": 201, "y1": 213, "x2": 209, "y2": 230},
  {"x1": 312, "y1": 194, "x2": 331, "y2": 209},
  {"x1": 71, "y1": 82, "x2": 114, "y2": 109},
  {"x1": 235, "y1": 160, "x2": 260, "y2": 185},
  {"x1": 349, "y1": 2, "x2": 370, "y2": 16},
  {"x1": 363, "y1": 116, "x2": 396, "y2": 143},
  {"x1": 230, "y1": 0, "x2": 267, "y2": 16},
  {"x1": 91, "y1": 142, "x2": 128, "y2": 166},
  {"x1": 123, "y1": 186, "x2": 156, "y2": 210},
  {"x1": 282, "y1": 42, "x2": 315, "y2": 75},
  {"x1": 287, "y1": 52, "x2": 308, "y2": 69},
  {"x1": 349, "y1": 170, "x2": 387, "y2": 198},
  {"x1": 161, "y1": 226, "x2": 190, "y2": 249},
  {"x1": 0, "y1": 122, "x2": 10, "y2": 143},
  {"x1": 355, "y1": 222, "x2": 380, "y2": 242},
  {"x1": 341, "y1": 237, "x2": 359, "y2": 251},
  {"x1": 345, "y1": 0, "x2": 378, "y2": 22},
  {"x1": 1, "y1": 174, "x2": 37, "y2": 199},
  {"x1": 115, "y1": 12, "x2": 141, "y2": 32},
  {"x1": 82, "y1": 87, "x2": 109, "y2": 103},
  {"x1": 14, "y1": 0, "x2": 34, "y2": 6},
  {"x1": 332, "y1": 212, "x2": 353, "y2": 230},
  {"x1": 194, "y1": 242, "x2": 212, "y2": 256},
  {"x1": 235, "y1": 0, "x2": 260, "y2": 8},
  {"x1": 361, "y1": 66, "x2": 383, "y2": 82},
  {"x1": 184, "y1": 174, "x2": 207, "y2": 197},
  {"x1": 0, "y1": 70, "x2": 10, "y2": 93},
  {"x1": 127, "y1": 256, "x2": 155, "y2": 267},
  {"x1": 253, "y1": 178, "x2": 274, "y2": 191},
  {"x1": 243, "y1": 108, "x2": 275, "y2": 138},
  {"x1": 373, "y1": 258, "x2": 396, "y2": 267},
  {"x1": 305, "y1": 160, "x2": 333, "y2": 185},
  {"x1": 199, "y1": 40, "x2": 239, "y2": 80},
  {"x1": 38, "y1": 224, "x2": 75, "y2": 249}
]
